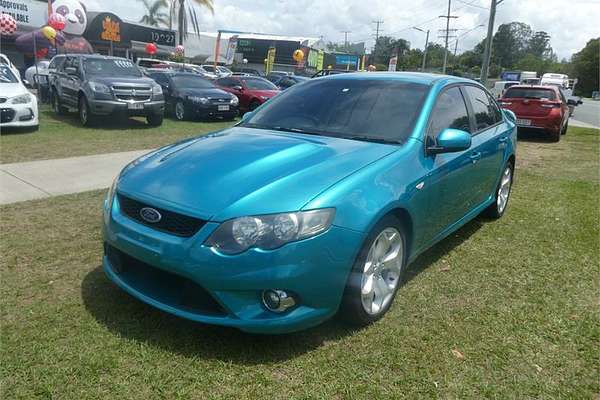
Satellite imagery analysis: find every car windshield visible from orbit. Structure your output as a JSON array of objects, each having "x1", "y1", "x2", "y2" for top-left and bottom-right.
[
  {"x1": 504, "y1": 87, "x2": 556, "y2": 100},
  {"x1": 84, "y1": 58, "x2": 142, "y2": 77},
  {"x1": 242, "y1": 78, "x2": 429, "y2": 143},
  {"x1": 0, "y1": 65, "x2": 18, "y2": 83},
  {"x1": 242, "y1": 78, "x2": 278, "y2": 90},
  {"x1": 171, "y1": 75, "x2": 215, "y2": 89},
  {"x1": 202, "y1": 65, "x2": 215, "y2": 72}
]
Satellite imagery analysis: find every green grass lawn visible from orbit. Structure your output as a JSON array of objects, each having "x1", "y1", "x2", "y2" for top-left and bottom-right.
[
  {"x1": 1, "y1": 127, "x2": 598, "y2": 399},
  {"x1": 0, "y1": 106, "x2": 235, "y2": 164}
]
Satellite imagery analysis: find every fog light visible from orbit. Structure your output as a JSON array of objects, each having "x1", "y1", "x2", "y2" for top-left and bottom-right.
[{"x1": 261, "y1": 289, "x2": 296, "y2": 313}]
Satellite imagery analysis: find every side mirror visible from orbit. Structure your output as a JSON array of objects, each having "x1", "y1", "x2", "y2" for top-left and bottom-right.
[
  {"x1": 428, "y1": 128, "x2": 471, "y2": 155},
  {"x1": 22, "y1": 79, "x2": 31, "y2": 88},
  {"x1": 578, "y1": 99, "x2": 583, "y2": 105},
  {"x1": 65, "y1": 67, "x2": 78, "y2": 76},
  {"x1": 502, "y1": 109, "x2": 516, "y2": 123},
  {"x1": 241, "y1": 111, "x2": 254, "y2": 122}
]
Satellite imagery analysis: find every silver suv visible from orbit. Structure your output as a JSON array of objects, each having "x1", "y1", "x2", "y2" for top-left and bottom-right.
[{"x1": 50, "y1": 54, "x2": 164, "y2": 127}]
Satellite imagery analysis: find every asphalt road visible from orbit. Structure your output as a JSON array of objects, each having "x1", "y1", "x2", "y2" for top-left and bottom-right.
[{"x1": 572, "y1": 99, "x2": 600, "y2": 128}]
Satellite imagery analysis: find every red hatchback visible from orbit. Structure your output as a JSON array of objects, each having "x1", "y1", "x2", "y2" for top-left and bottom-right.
[
  {"x1": 215, "y1": 76, "x2": 280, "y2": 113},
  {"x1": 499, "y1": 85, "x2": 569, "y2": 142}
]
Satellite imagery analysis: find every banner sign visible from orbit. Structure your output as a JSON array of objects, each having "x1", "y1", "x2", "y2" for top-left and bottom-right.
[
  {"x1": 265, "y1": 46, "x2": 276, "y2": 75},
  {"x1": 225, "y1": 35, "x2": 238, "y2": 65},
  {"x1": 388, "y1": 56, "x2": 397, "y2": 71},
  {"x1": 0, "y1": 0, "x2": 46, "y2": 30},
  {"x1": 316, "y1": 50, "x2": 324, "y2": 70}
]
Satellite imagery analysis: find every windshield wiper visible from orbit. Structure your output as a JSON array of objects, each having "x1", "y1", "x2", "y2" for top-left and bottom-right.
[{"x1": 343, "y1": 135, "x2": 401, "y2": 145}]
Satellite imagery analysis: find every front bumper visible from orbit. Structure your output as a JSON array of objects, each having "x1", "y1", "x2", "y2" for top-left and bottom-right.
[
  {"x1": 102, "y1": 194, "x2": 363, "y2": 334},
  {"x1": 89, "y1": 99, "x2": 164, "y2": 117},
  {"x1": 187, "y1": 101, "x2": 239, "y2": 119},
  {"x1": 0, "y1": 101, "x2": 39, "y2": 128}
]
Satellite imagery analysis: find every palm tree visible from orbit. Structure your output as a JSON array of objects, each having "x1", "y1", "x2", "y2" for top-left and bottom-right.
[
  {"x1": 139, "y1": 0, "x2": 170, "y2": 27},
  {"x1": 168, "y1": 0, "x2": 214, "y2": 45}
]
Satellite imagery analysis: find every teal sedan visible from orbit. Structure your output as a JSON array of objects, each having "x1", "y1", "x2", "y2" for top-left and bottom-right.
[{"x1": 102, "y1": 72, "x2": 517, "y2": 333}]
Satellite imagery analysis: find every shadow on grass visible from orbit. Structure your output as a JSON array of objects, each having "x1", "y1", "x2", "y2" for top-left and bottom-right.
[
  {"x1": 81, "y1": 218, "x2": 484, "y2": 363},
  {"x1": 41, "y1": 109, "x2": 153, "y2": 130},
  {"x1": 516, "y1": 128, "x2": 559, "y2": 143}
]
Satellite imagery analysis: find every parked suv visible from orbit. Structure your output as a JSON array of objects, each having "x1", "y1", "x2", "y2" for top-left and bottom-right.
[{"x1": 50, "y1": 54, "x2": 164, "y2": 127}]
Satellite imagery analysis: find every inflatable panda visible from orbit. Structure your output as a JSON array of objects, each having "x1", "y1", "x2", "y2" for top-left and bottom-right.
[{"x1": 16, "y1": 0, "x2": 93, "y2": 55}]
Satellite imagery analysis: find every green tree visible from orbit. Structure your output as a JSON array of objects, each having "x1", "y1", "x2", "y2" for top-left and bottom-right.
[
  {"x1": 372, "y1": 36, "x2": 410, "y2": 66},
  {"x1": 492, "y1": 22, "x2": 533, "y2": 68},
  {"x1": 571, "y1": 38, "x2": 599, "y2": 96},
  {"x1": 528, "y1": 31, "x2": 552, "y2": 58},
  {"x1": 169, "y1": 0, "x2": 214, "y2": 45},
  {"x1": 139, "y1": 0, "x2": 169, "y2": 27}
]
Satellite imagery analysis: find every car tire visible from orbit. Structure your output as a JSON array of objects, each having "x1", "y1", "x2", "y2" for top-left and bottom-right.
[
  {"x1": 147, "y1": 113, "x2": 163, "y2": 127},
  {"x1": 561, "y1": 121, "x2": 568, "y2": 135},
  {"x1": 550, "y1": 127, "x2": 561, "y2": 142},
  {"x1": 174, "y1": 100, "x2": 186, "y2": 121},
  {"x1": 52, "y1": 91, "x2": 67, "y2": 115},
  {"x1": 483, "y1": 161, "x2": 513, "y2": 219},
  {"x1": 339, "y1": 214, "x2": 406, "y2": 327},
  {"x1": 249, "y1": 100, "x2": 261, "y2": 111},
  {"x1": 78, "y1": 96, "x2": 94, "y2": 127}
]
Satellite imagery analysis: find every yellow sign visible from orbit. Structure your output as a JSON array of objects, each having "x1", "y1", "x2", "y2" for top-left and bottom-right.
[
  {"x1": 316, "y1": 50, "x2": 324, "y2": 71},
  {"x1": 101, "y1": 16, "x2": 121, "y2": 42},
  {"x1": 266, "y1": 46, "x2": 276, "y2": 75}
]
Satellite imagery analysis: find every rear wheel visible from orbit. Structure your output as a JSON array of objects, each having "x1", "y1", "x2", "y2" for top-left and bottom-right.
[
  {"x1": 78, "y1": 96, "x2": 94, "y2": 127},
  {"x1": 340, "y1": 215, "x2": 406, "y2": 326},
  {"x1": 484, "y1": 162, "x2": 513, "y2": 219},
  {"x1": 550, "y1": 127, "x2": 561, "y2": 142},
  {"x1": 561, "y1": 121, "x2": 568, "y2": 135},
  {"x1": 249, "y1": 100, "x2": 261, "y2": 111}
]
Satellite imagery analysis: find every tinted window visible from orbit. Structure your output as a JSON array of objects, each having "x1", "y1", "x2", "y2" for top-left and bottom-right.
[
  {"x1": 503, "y1": 87, "x2": 556, "y2": 100},
  {"x1": 48, "y1": 56, "x2": 65, "y2": 70},
  {"x1": 464, "y1": 86, "x2": 499, "y2": 131},
  {"x1": 428, "y1": 87, "x2": 471, "y2": 139},
  {"x1": 0, "y1": 65, "x2": 18, "y2": 83},
  {"x1": 148, "y1": 73, "x2": 168, "y2": 85},
  {"x1": 216, "y1": 77, "x2": 238, "y2": 87},
  {"x1": 244, "y1": 79, "x2": 429, "y2": 143},
  {"x1": 84, "y1": 58, "x2": 141, "y2": 77},
  {"x1": 242, "y1": 78, "x2": 278, "y2": 90},
  {"x1": 171, "y1": 75, "x2": 215, "y2": 89}
]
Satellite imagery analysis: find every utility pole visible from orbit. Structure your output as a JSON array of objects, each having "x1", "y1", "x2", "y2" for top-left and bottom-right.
[
  {"x1": 372, "y1": 20, "x2": 384, "y2": 50},
  {"x1": 341, "y1": 30, "x2": 352, "y2": 52},
  {"x1": 480, "y1": 0, "x2": 502, "y2": 86},
  {"x1": 439, "y1": 0, "x2": 458, "y2": 74},
  {"x1": 413, "y1": 27, "x2": 430, "y2": 71}
]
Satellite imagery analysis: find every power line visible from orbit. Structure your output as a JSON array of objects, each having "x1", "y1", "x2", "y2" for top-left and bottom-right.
[
  {"x1": 372, "y1": 20, "x2": 384, "y2": 44},
  {"x1": 440, "y1": 0, "x2": 459, "y2": 73},
  {"x1": 341, "y1": 30, "x2": 352, "y2": 52}
]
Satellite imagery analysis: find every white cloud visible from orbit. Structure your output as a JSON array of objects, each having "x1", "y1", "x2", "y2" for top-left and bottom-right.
[{"x1": 85, "y1": 0, "x2": 600, "y2": 58}]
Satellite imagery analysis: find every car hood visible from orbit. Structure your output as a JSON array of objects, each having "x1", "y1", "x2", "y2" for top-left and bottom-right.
[
  {"x1": 1, "y1": 82, "x2": 29, "y2": 97},
  {"x1": 117, "y1": 126, "x2": 397, "y2": 221},
  {"x1": 247, "y1": 89, "x2": 279, "y2": 98},
  {"x1": 180, "y1": 87, "x2": 231, "y2": 99},
  {"x1": 88, "y1": 76, "x2": 156, "y2": 86}
]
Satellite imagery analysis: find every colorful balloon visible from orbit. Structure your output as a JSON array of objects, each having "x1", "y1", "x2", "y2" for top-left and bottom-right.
[
  {"x1": 36, "y1": 47, "x2": 49, "y2": 59},
  {"x1": 41, "y1": 26, "x2": 57, "y2": 41},
  {"x1": 145, "y1": 42, "x2": 157, "y2": 55},
  {"x1": 0, "y1": 13, "x2": 17, "y2": 35},
  {"x1": 175, "y1": 44, "x2": 184, "y2": 54},
  {"x1": 293, "y1": 49, "x2": 304, "y2": 62},
  {"x1": 48, "y1": 13, "x2": 66, "y2": 31}
]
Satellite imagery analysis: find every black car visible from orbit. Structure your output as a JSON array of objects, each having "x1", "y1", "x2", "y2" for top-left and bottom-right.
[
  {"x1": 265, "y1": 71, "x2": 291, "y2": 83},
  {"x1": 230, "y1": 67, "x2": 263, "y2": 76},
  {"x1": 147, "y1": 71, "x2": 239, "y2": 121},
  {"x1": 272, "y1": 75, "x2": 309, "y2": 90},
  {"x1": 49, "y1": 54, "x2": 164, "y2": 127}
]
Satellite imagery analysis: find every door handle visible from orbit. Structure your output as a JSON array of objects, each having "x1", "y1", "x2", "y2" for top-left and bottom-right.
[
  {"x1": 469, "y1": 151, "x2": 482, "y2": 163},
  {"x1": 499, "y1": 136, "x2": 509, "y2": 143}
]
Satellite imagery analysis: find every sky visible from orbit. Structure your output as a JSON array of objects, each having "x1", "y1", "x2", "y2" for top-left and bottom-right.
[{"x1": 84, "y1": 0, "x2": 600, "y2": 59}]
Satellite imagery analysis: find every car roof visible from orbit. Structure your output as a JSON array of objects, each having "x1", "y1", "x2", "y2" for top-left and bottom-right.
[
  {"x1": 506, "y1": 84, "x2": 558, "y2": 90},
  {"x1": 320, "y1": 71, "x2": 475, "y2": 86}
]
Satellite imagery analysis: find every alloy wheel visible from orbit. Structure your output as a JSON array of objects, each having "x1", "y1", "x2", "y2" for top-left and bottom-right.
[
  {"x1": 175, "y1": 102, "x2": 185, "y2": 120},
  {"x1": 360, "y1": 227, "x2": 403, "y2": 315},
  {"x1": 497, "y1": 166, "x2": 512, "y2": 214},
  {"x1": 80, "y1": 100, "x2": 88, "y2": 124}
]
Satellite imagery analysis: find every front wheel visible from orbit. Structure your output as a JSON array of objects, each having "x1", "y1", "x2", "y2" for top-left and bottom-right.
[
  {"x1": 249, "y1": 100, "x2": 261, "y2": 111},
  {"x1": 484, "y1": 162, "x2": 513, "y2": 219},
  {"x1": 340, "y1": 215, "x2": 406, "y2": 326},
  {"x1": 147, "y1": 113, "x2": 163, "y2": 127},
  {"x1": 78, "y1": 96, "x2": 94, "y2": 127},
  {"x1": 174, "y1": 100, "x2": 186, "y2": 121}
]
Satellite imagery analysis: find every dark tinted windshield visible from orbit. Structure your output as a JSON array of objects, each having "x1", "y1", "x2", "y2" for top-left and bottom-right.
[
  {"x1": 242, "y1": 78, "x2": 278, "y2": 90},
  {"x1": 171, "y1": 75, "x2": 215, "y2": 89},
  {"x1": 84, "y1": 58, "x2": 142, "y2": 77},
  {"x1": 0, "y1": 65, "x2": 18, "y2": 83},
  {"x1": 243, "y1": 79, "x2": 429, "y2": 143},
  {"x1": 504, "y1": 87, "x2": 556, "y2": 100}
]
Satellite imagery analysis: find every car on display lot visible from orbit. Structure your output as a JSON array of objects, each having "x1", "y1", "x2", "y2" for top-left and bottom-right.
[
  {"x1": 146, "y1": 70, "x2": 238, "y2": 121},
  {"x1": 490, "y1": 80, "x2": 520, "y2": 99},
  {"x1": 231, "y1": 67, "x2": 263, "y2": 76},
  {"x1": 201, "y1": 64, "x2": 233, "y2": 78},
  {"x1": 0, "y1": 64, "x2": 39, "y2": 131},
  {"x1": 215, "y1": 76, "x2": 280, "y2": 113},
  {"x1": 50, "y1": 54, "x2": 164, "y2": 127},
  {"x1": 272, "y1": 75, "x2": 309, "y2": 90},
  {"x1": 102, "y1": 72, "x2": 517, "y2": 334},
  {"x1": 499, "y1": 85, "x2": 571, "y2": 142},
  {"x1": 265, "y1": 71, "x2": 292, "y2": 83}
]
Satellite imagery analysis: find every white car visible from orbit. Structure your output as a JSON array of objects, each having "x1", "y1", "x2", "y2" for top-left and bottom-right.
[
  {"x1": 491, "y1": 80, "x2": 520, "y2": 99},
  {"x1": 0, "y1": 53, "x2": 21, "y2": 79},
  {"x1": 0, "y1": 64, "x2": 39, "y2": 131}
]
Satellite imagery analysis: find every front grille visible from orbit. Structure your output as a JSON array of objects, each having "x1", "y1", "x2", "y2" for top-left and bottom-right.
[
  {"x1": 112, "y1": 85, "x2": 152, "y2": 102},
  {"x1": 117, "y1": 193, "x2": 206, "y2": 237},
  {"x1": 105, "y1": 244, "x2": 226, "y2": 316},
  {"x1": 1, "y1": 108, "x2": 15, "y2": 123},
  {"x1": 208, "y1": 97, "x2": 230, "y2": 105}
]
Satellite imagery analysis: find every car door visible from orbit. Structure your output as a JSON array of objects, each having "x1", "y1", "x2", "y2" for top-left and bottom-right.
[
  {"x1": 61, "y1": 56, "x2": 80, "y2": 107},
  {"x1": 421, "y1": 85, "x2": 478, "y2": 242},
  {"x1": 462, "y1": 85, "x2": 508, "y2": 207},
  {"x1": 149, "y1": 72, "x2": 171, "y2": 109}
]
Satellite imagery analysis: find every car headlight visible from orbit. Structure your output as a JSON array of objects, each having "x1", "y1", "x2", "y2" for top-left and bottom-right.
[
  {"x1": 152, "y1": 83, "x2": 162, "y2": 95},
  {"x1": 89, "y1": 81, "x2": 111, "y2": 94},
  {"x1": 11, "y1": 93, "x2": 32, "y2": 104},
  {"x1": 230, "y1": 96, "x2": 239, "y2": 105},
  {"x1": 205, "y1": 209, "x2": 335, "y2": 254},
  {"x1": 189, "y1": 96, "x2": 209, "y2": 104}
]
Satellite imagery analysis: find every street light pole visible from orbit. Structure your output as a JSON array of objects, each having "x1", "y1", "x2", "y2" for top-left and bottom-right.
[
  {"x1": 413, "y1": 27, "x2": 430, "y2": 71},
  {"x1": 480, "y1": 0, "x2": 501, "y2": 86}
]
